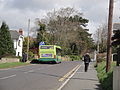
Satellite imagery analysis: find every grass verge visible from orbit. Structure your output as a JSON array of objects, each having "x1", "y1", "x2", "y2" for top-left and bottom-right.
[
  {"x1": 0, "y1": 62, "x2": 30, "y2": 69},
  {"x1": 96, "y1": 61, "x2": 116, "y2": 90}
]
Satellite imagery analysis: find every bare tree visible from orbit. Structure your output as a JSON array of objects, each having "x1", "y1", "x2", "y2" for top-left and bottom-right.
[
  {"x1": 94, "y1": 24, "x2": 108, "y2": 53},
  {"x1": 31, "y1": 7, "x2": 93, "y2": 55}
]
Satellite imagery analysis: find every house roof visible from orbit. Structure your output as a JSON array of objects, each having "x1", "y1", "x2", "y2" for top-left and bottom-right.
[{"x1": 10, "y1": 30, "x2": 20, "y2": 39}]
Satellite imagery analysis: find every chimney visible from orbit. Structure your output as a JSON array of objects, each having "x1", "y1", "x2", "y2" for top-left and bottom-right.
[{"x1": 19, "y1": 28, "x2": 23, "y2": 35}]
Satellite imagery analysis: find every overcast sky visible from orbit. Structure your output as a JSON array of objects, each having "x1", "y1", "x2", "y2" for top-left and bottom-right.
[{"x1": 0, "y1": 0, "x2": 120, "y2": 36}]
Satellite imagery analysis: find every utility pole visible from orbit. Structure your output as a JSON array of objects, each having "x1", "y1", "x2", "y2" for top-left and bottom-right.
[
  {"x1": 97, "y1": 29, "x2": 100, "y2": 54},
  {"x1": 27, "y1": 19, "x2": 30, "y2": 61},
  {"x1": 96, "y1": 28, "x2": 100, "y2": 66},
  {"x1": 106, "y1": 0, "x2": 114, "y2": 72}
]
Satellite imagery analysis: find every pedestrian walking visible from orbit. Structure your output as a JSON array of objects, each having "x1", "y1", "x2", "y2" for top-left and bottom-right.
[
  {"x1": 83, "y1": 53, "x2": 91, "y2": 72},
  {"x1": 22, "y1": 52, "x2": 27, "y2": 62}
]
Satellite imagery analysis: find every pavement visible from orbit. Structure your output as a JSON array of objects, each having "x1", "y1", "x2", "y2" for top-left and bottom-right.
[{"x1": 62, "y1": 62, "x2": 102, "y2": 90}]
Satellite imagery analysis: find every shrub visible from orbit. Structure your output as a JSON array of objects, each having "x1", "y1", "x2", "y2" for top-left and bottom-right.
[
  {"x1": 69, "y1": 55, "x2": 81, "y2": 61},
  {"x1": 28, "y1": 51, "x2": 34, "y2": 61},
  {"x1": 96, "y1": 61, "x2": 115, "y2": 90}
]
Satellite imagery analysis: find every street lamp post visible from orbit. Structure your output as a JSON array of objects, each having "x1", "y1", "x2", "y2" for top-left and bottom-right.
[{"x1": 27, "y1": 19, "x2": 30, "y2": 61}]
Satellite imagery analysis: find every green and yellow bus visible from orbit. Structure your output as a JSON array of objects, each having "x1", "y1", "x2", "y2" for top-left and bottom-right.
[{"x1": 38, "y1": 45, "x2": 62, "y2": 63}]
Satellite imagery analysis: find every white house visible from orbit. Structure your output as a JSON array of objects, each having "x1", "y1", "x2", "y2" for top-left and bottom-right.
[{"x1": 10, "y1": 29, "x2": 24, "y2": 57}]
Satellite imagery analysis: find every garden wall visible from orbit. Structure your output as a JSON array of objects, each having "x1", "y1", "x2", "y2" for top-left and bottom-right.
[{"x1": 0, "y1": 58, "x2": 19, "y2": 63}]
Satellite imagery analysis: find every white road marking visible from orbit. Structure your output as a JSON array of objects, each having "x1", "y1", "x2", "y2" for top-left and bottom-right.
[
  {"x1": 59, "y1": 65, "x2": 79, "y2": 81},
  {"x1": 24, "y1": 65, "x2": 53, "y2": 73},
  {"x1": 0, "y1": 74, "x2": 16, "y2": 80},
  {"x1": 57, "y1": 62, "x2": 83, "y2": 90},
  {"x1": 24, "y1": 70, "x2": 34, "y2": 73}
]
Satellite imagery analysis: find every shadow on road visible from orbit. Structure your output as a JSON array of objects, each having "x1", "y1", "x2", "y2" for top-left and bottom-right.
[{"x1": 30, "y1": 59, "x2": 56, "y2": 65}]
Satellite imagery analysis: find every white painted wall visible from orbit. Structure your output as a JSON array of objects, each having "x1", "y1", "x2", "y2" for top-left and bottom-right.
[
  {"x1": 13, "y1": 35, "x2": 23, "y2": 57},
  {"x1": 13, "y1": 39, "x2": 17, "y2": 50}
]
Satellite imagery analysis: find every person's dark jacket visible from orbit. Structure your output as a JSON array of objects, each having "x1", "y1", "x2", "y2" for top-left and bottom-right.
[
  {"x1": 22, "y1": 53, "x2": 27, "y2": 62},
  {"x1": 83, "y1": 54, "x2": 91, "y2": 63}
]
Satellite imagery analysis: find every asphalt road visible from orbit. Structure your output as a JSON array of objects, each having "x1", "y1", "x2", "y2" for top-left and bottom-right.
[{"x1": 0, "y1": 61, "x2": 82, "y2": 90}]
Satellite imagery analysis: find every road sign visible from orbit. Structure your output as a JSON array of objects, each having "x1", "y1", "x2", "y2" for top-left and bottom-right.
[{"x1": 39, "y1": 42, "x2": 45, "y2": 45}]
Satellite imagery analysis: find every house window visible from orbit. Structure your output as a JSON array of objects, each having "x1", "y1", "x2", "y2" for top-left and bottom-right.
[
  {"x1": 18, "y1": 52, "x2": 20, "y2": 56},
  {"x1": 18, "y1": 40, "x2": 21, "y2": 47}
]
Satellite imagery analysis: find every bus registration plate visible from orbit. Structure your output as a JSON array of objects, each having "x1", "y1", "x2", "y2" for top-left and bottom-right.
[{"x1": 41, "y1": 54, "x2": 52, "y2": 57}]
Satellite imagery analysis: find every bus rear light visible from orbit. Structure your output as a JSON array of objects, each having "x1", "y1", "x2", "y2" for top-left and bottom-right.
[
  {"x1": 54, "y1": 55, "x2": 56, "y2": 58},
  {"x1": 38, "y1": 54, "x2": 40, "y2": 58}
]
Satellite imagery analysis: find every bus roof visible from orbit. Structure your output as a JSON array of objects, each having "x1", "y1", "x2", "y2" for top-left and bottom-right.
[{"x1": 40, "y1": 45, "x2": 61, "y2": 49}]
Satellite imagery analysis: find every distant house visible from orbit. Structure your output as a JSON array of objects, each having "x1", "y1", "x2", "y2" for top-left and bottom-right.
[{"x1": 10, "y1": 29, "x2": 24, "y2": 57}]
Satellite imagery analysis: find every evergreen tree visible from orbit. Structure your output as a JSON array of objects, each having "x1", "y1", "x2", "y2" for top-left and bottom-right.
[
  {"x1": 36, "y1": 23, "x2": 47, "y2": 47},
  {"x1": 0, "y1": 22, "x2": 15, "y2": 58}
]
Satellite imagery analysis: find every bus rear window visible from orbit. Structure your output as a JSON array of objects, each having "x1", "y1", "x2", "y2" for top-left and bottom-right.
[{"x1": 40, "y1": 46, "x2": 54, "y2": 49}]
